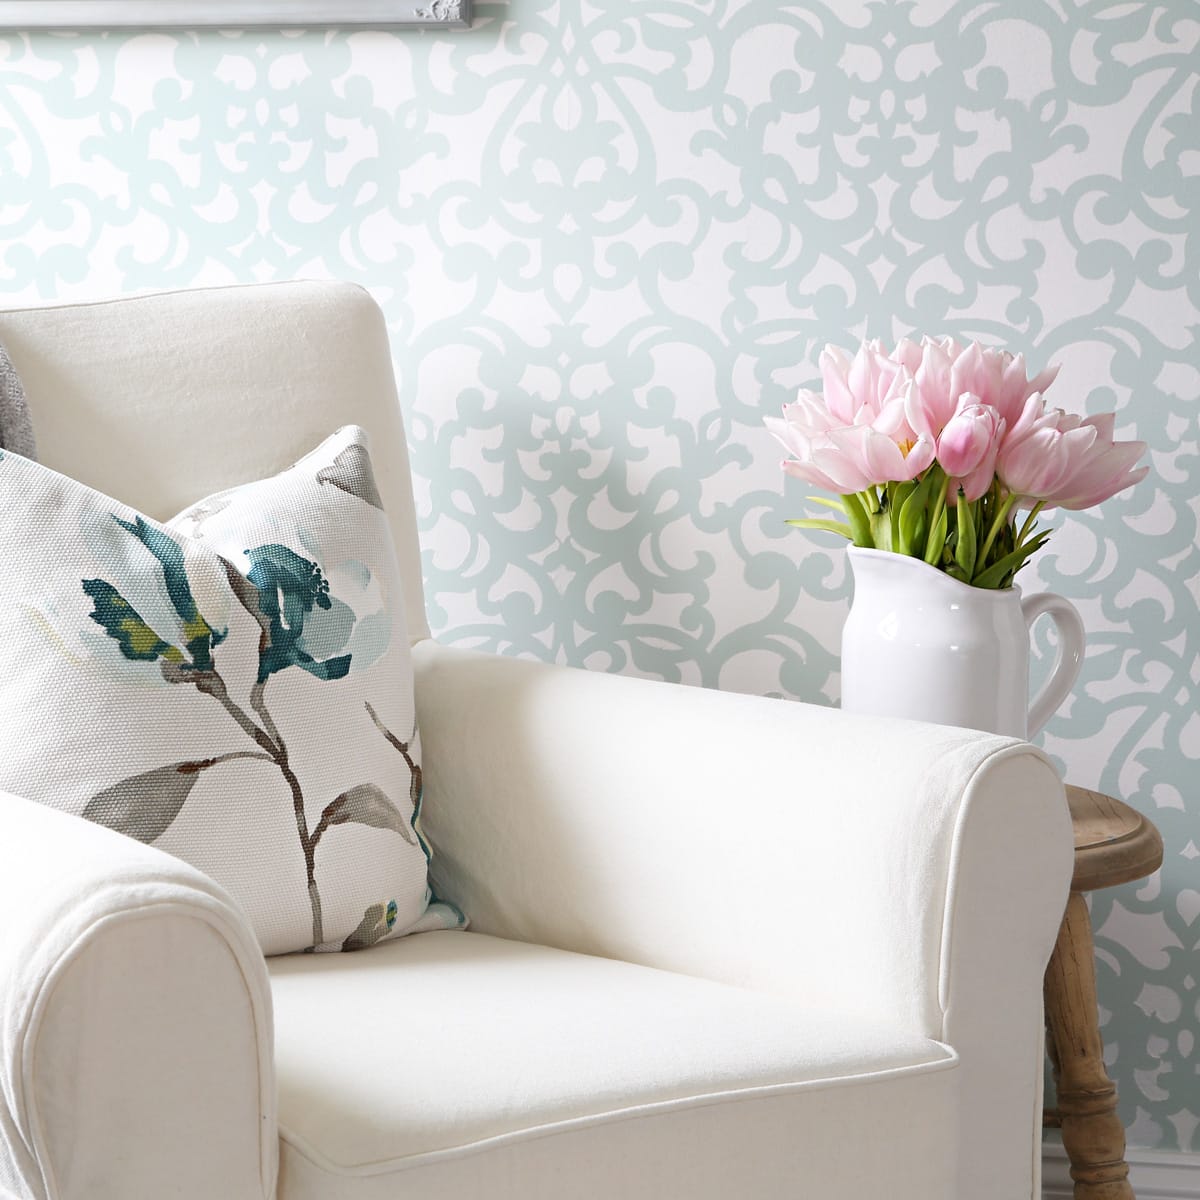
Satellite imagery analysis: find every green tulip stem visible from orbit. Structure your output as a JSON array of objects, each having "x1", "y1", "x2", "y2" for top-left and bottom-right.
[
  {"x1": 925, "y1": 486, "x2": 947, "y2": 561},
  {"x1": 978, "y1": 490, "x2": 1017, "y2": 568},
  {"x1": 954, "y1": 491, "x2": 977, "y2": 579},
  {"x1": 1016, "y1": 500, "x2": 1045, "y2": 547}
]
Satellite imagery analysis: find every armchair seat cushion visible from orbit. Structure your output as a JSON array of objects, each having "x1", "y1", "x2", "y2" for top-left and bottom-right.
[{"x1": 270, "y1": 931, "x2": 959, "y2": 1200}]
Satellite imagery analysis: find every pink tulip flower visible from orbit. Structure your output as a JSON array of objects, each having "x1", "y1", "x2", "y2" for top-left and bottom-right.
[
  {"x1": 907, "y1": 337, "x2": 1059, "y2": 440},
  {"x1": 997, "y1": 395, "x2": 1099, "y2": 499},
  {"x1": 949, "y1": 342, "x2": 1060, "y2": 428},
  {"x1": 907, "y1": 337, "x2": 959, "y2": 440},
  {"x1": 766, "y1": 399, "x2": 873, "y2": 493},
  {"x1": 893, "y1": 337, "x2": 924, "y2": 375},
  {"x1": 766, "y1": 388, "x2": 934, "y2": 493},
  {"x1": 834, "y1": 423, "x2": 935, "y2": 484},
  {"x1": 820, "y1": 340, "x2": 910, "y2": 430},
  {"x1": 1036, "y1": 413, "x2": 1148, "y2": 510},
  {"x1": 937, "y1": 396, "x2": 1005, "y2": 501},
  {"x1": 766, "y1": 422, "x2": 872, "y2": 494},
  {"x1": 776, "y1": 391, "x2": 838, "y2": 438}
]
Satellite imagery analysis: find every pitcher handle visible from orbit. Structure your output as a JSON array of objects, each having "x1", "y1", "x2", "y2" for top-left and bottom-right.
[{"x1": 1021, "y1": 592, "x2": 1086, "y2": 738}]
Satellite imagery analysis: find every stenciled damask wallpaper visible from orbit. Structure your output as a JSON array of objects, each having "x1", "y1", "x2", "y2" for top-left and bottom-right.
[{"x1": 1, "y1": 0, "x2": 1197, "y2": 1155}]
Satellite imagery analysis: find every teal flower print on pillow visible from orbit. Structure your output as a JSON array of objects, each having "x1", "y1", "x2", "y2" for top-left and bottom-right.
[{"x1": 242, "y1": 544, "x2": 352, "y2": 683}]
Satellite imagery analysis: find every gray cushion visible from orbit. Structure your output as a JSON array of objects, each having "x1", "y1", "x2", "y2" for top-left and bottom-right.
[{"x1": 0, "y1": 341, "x2": 36, "y2": 460}]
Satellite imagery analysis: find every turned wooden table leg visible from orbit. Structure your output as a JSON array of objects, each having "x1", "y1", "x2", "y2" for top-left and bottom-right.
[{"x1": 1044, "y1": 891, "x2": 1134, "y2": 1200}]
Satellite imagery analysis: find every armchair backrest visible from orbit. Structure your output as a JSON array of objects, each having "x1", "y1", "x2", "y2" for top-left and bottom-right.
[{"x1": 0, "y1": 281, "x2": 430, "y2": 640}]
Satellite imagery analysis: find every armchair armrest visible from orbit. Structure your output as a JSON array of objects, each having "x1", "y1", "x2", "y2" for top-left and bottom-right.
[
  {"x1": 414, "y1": 641, "x2": 1074, "y2": 1200},
  {"x1": 415, "y1": 641, "x2": 1072, "y2": 1029},
  {"x1": 0, "y1": 792, "x2": 276, "y2": 1200}
]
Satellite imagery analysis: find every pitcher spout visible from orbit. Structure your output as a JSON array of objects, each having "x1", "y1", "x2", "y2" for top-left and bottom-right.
[{"x1": 847, "y1": 547, "x2": 1019, "y2": 600}]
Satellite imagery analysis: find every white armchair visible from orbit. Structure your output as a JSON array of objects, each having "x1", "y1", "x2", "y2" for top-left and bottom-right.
[{"x1": 0, "y1": 282, "x2": 1073, "y2": 1200}]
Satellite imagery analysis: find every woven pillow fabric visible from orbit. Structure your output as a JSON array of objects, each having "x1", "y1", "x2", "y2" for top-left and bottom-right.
[{"x1": 0, "y1": 426, "x2": 463, "y2": 955}]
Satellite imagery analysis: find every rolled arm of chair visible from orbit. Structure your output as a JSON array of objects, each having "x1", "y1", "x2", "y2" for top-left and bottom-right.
[
  {"x1": 0, "y1": 792, "x2": 276, "y2": 1200},
  {"x1": 414, "y1": 641, "x2": 1073, "y2": 1036}
]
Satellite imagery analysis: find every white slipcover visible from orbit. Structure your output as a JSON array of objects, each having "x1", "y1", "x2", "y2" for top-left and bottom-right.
[
  {"x1": 0, "y1": 792, "x2": 275, "y2": 1200},
  {"x1": 270, "y1": 932, "x2": 957, "y2": 1199},
  {"x1": 0, "y1": 282, "x2": 1074, "y2": 1200}
]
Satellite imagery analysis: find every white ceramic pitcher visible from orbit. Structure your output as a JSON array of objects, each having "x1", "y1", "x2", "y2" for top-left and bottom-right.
[{"x1": 840, "y1": 547, "x2": 1085, "y2": 738}]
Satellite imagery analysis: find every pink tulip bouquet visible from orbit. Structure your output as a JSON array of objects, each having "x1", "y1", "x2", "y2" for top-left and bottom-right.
[{"x1": 766, "y1": 338, "x2": 1148, "y2": 589}]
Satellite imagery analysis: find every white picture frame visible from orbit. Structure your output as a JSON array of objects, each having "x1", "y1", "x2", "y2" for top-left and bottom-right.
[{"x1": 0, "y1": 0, "x2": 470, "y2": 27}]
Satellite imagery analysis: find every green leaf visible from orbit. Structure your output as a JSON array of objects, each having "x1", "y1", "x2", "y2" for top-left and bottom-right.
[
  {"x1": 889, "y1": 481, "x2": 913, "y2": 551},
  {"x1": 971, "y1": 531, "x2": 1052, "y2": 590},
  {"x1": 784, "y1": 518, "x2": 854, "y2": 539},
  {"x1": 975, "y1": 491, "x2": 1018, "y2": 575},
  {"x1": 319, "y1": 783, "x2": 416, "y2": 845},
  {"x1": 83, "y1": 758, "x2": 220, "y2": 842},
  {"x1": 898, "y1": 472, "x2": 937, "y2": 558},
  {"x1": 897, "y1": 497, "x2": 921, "y2": 558},
  {"x1": 842, "y1": 492, "x2": 873, "y2": 549},
  {"x1": 869, "y1": 503, "x2": 893, "y2": 553},
  {"x1": 955, "y1": 492, "x2": 977, "y2": 580},
  {"x1": 805, "y1": 496, "x2": 848, "y2": 514}
]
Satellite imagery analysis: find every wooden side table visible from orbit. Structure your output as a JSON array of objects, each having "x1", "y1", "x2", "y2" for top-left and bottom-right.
[{"x1": 1043, "y1": 786, "x2": 1164, "y2": 1200}]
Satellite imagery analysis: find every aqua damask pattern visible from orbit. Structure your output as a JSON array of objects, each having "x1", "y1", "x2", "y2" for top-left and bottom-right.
[{"x1": 0, "y1": 0, "x2": 1197, "y2": 1150}]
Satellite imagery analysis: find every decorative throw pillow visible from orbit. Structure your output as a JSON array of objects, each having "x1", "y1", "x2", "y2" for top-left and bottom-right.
[{"x1": 0, "y1": 427, "x2": 464, "y2": 955}]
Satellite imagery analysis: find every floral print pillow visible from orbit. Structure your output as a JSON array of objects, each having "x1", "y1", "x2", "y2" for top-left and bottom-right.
[{"x1": 0, "y1": 427, "x2": 464, "y2": 955}]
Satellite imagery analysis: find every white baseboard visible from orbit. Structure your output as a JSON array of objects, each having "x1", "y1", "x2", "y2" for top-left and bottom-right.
[{"x1": 1043, "y1": 1142, "x2": 1200, "y2": 1199}]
